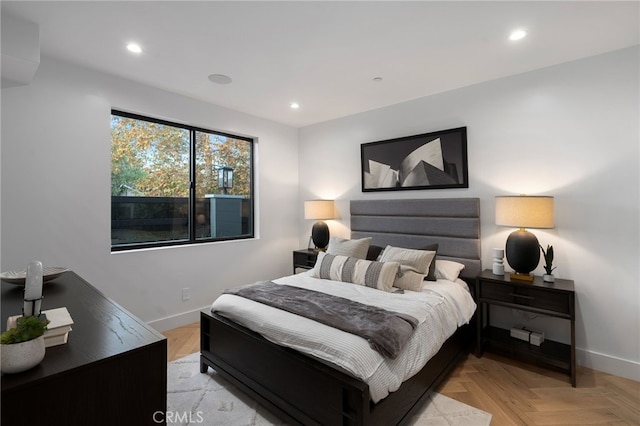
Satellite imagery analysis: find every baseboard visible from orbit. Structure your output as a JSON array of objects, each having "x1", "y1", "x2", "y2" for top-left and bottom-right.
[
  {"x1": 577, "y1": 347, "x2": 640, "y2": 382},
  {"x1": 148, "y1": 306, "x2": 209, "y2": 333}
]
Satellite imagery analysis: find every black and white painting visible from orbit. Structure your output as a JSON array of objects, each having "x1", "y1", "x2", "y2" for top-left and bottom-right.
[{"x1": 361, "y1": 126, "x2": 468, "y2": 192}]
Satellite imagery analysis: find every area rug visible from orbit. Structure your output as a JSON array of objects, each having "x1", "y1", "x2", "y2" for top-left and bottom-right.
[{"x1": 167, "y1": 353, "x2": 492, "y2": 426}]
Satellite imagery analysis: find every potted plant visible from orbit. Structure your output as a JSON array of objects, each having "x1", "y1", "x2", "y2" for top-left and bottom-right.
[
  {"x1": 1, "y1": 315, "x2": 49, "y2": 374},
  {"x1": 540, "y1": 244, "x2": 556, "y2": 283}
]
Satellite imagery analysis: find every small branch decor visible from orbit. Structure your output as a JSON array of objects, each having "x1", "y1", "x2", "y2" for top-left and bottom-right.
[{"x1": 540, "y1": 244, "x2": 556, "y2": 282}]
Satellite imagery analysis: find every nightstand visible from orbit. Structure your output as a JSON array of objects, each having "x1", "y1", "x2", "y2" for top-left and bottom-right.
[
  {"x1": 292, "y1": 249, "x2": 319, "y2": 273},
  {"x1": 475, "y1": 270, "x2": 576, "y2": 386}
]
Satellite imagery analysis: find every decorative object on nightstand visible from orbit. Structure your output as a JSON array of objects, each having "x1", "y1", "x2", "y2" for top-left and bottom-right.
[
  {"x1": 492, "y1": 248, "x2": 504, "y2": 275},
  {"x1": 495, "y1": 195, "x2": 554, "y2": 281},
  {"x1": 540, "y1": 244, "x2": 556, "y2": 282},
  {"x1": 304, "y1": 200, "x2": 335, "y2": 250}
]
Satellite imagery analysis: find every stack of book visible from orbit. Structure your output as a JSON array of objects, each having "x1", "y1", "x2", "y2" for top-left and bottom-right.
[
  {"x1": 6, "y1": 307, "x2": 74, "y2": 347},
  {"x1": 42, "y1": 307, "x2": 74, "y2": 347}
]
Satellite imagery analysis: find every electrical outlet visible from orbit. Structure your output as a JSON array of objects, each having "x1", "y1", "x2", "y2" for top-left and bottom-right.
[{"x1": 182, "y1": 287, "x2": 190, "y2": 301}]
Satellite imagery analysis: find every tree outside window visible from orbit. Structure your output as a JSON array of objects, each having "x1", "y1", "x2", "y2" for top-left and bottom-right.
[{"x1": 111, "y1": 111, "x2": 253, "y2": 250}]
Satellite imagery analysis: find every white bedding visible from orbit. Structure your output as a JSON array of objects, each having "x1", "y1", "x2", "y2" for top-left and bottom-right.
[{"x1": 211, "y1": 272, "x2": 476, "y2": 402}]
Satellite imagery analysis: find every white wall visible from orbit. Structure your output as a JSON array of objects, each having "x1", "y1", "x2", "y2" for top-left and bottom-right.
[
  {"x1": 298, "y1": 47, "x2": 640, "y2": 381},
  {"x1": 1, "y1": 57, "x2": 300, "y2": 331},
  {"x1": 2, "y1": 47, "x2": 638, "y2": 381}
]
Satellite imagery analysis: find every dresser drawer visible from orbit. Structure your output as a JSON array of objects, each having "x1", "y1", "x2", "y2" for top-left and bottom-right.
[{"x1": 479, "y1": 281, "x2": 572, "y2": 315}]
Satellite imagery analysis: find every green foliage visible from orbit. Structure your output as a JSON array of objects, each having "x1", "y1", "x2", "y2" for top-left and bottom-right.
[
  {"x1": 111, "y1": 114, "x2": 252, "y2": 198},
  {"x1": 111, "y1": 115, "x2": 190, "y2": 197},
  {"x1": 540, "y1": 244, "x2": 556, "y2": 275},
  {"x1": 111, "y1": 157, "x2": 147, "y2": 195},
  {"x1": 0, "y1": 316, "x2": 50, "y2": 344}
]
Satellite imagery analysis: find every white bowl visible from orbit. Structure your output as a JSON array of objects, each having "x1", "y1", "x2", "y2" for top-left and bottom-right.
[{"x1": 1, "y1": 335, "x2": 46, "y2": 374}]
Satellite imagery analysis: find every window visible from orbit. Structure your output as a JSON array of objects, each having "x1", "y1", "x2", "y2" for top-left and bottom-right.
[{"x1": 111, "y1": 110, "x2": 254, "y2": 251}]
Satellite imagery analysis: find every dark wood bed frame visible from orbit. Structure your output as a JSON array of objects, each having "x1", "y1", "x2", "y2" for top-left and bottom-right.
[{"x1": 200, "y1": 198, "x2": 481, "y2": 425}]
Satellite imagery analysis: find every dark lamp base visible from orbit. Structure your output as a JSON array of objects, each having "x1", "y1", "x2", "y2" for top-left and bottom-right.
[
  {"x1": 311, "y1": 221, "x2": 330, "y2": 250},
  {"x1": 510, "y1": 272, "x2": 534, "y2": 282},
  {"x1": 505, "y1": 229, "x2": 540, "y2": 276}
]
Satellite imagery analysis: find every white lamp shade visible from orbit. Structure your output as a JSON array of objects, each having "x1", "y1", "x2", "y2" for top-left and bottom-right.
[
  {"x1": 495, "y1": 196, "x2": 554, "y2": 229},
  {"x1": 304, "y1": 200, "x2": 335, "y2": 220}
]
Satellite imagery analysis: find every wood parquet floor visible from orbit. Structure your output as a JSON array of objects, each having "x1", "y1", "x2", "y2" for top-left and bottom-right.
[{"x1": 164, "y1": 323, "x2": 640, "y2": 425}]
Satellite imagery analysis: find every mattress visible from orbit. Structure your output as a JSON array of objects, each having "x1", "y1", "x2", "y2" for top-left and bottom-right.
[{"x1": 211, "y1": 272, "x2": 476, "y2": 402}]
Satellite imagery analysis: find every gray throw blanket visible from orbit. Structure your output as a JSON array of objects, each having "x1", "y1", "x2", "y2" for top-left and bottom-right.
[{"x1": 224, "y1": 281, "x2": 418, "y2": 359}]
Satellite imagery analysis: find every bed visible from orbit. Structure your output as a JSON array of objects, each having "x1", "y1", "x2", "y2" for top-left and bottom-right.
[{"x1": 200, "y1": 198, "x2": 481, "y2": 425}]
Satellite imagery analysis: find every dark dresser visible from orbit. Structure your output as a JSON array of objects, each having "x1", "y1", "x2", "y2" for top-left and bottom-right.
[{"x1": 1, "y1": 271, "x2": 167, "y2": 425}]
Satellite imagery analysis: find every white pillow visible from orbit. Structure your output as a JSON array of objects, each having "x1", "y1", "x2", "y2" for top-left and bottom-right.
[
  {"x1": 312, "y1": 252, "x2": 399, "y2": 292},
  {"x1": 378, "y1": 246, "x2": 436, "y2": 291},
  {"x1": 435, "y1": 260, "x2": 465, "y2": 282},
  {"x1": 327, "y1": 237, "x2": 372, "y2": 259}
]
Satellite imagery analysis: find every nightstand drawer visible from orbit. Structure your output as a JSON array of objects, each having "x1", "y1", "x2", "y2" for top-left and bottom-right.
[
  {"x1": 479, "y1": 282, "x2": 572, "y2": 316},
  {"x1": 293, "y1": 252, "x2": 316, "y2": 268}
]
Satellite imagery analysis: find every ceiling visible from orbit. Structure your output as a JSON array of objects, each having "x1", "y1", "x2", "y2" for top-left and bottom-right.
[{"x1": 3, "y1": 1, "x2": 639, "y2": 128}]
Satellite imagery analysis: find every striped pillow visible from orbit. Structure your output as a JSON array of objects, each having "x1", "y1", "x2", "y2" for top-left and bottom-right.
[
  {"x1": 379, "y1": 245, "x2": 436, "y2": 274},
  {"x1": 379, "y1": 246, "x2": 436, "y2": 291},
  {"x1": 312, "y1": 252, "x2": 399, "y2": 292},
  {"x1": 327, "y1": 237, "x2": 372, "y2": 259}
]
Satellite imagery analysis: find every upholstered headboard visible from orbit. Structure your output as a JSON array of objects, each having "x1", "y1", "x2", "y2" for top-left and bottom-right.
[{"x1": 350, "y1": 198, "x2": 481, "y2": 279}]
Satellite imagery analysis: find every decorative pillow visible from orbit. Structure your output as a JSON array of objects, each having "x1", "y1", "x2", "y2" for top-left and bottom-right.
[
  {"x1": 379, "y1": 246, "x2": 435, "y2": 274},
  {"x1": 378, "y1": 246, "x2": 436, "y2": 291},
  {"x1": 366, "y1": 245, "x2": 384, "y2": 261},
  {"x1": 327, "y1": 237, "x2": 372, "y2": 259},
  {"x1": 435, "y1": 260, "x2": 465, "y2": 282},
  {"x1": 312, "y1": 252, "x2": 399, "y2": 292},
  {"x1": 421, "y1": 243, "x2": 439, "y2": 281},
  {"x1": 394, "y1": 266, "x2": 427, "y2": 292}
]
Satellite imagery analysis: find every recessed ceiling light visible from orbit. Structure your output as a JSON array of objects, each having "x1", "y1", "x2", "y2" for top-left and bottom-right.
[
  {"x1": 208, "y1": 74, "x2": 233, "y2": 85},
  {"x1": 509, "y1": 29, "x2": 527, "y2": 41},
  {"x1": 126, "y1": 43, "x2": 142, "y2": 53},
  {"x1": 373, "y1": 77, "x2": 383, "y2": 82},
  {"x1": 290, "y1": 102, "x2": 300, "y2": 109}
]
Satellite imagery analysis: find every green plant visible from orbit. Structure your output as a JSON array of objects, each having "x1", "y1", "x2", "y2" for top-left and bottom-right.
[
  {"x1": 0, "y1": 316, "x2": 49, "y2": 344},
  {"x1": 540, "y1": 244, "x2": 556, "y2": 275}
]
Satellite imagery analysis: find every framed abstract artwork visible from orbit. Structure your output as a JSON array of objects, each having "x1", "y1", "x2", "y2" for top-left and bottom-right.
[{"x1": 361, "y1": 126, "x2": 468, "y2": 192}]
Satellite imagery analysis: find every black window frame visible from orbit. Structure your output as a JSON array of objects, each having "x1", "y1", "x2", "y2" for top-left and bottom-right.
[{"x1": 110, "y1": 109, "x2": 255, "y2": 252}]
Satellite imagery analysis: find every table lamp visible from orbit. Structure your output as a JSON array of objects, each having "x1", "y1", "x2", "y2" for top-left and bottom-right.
[
  {"x1": 495, "y1": 195, "x2": 554, "y2": 281},
  {"x1": 304, "y1": 200, "x2": 335, "y2": 250}
]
